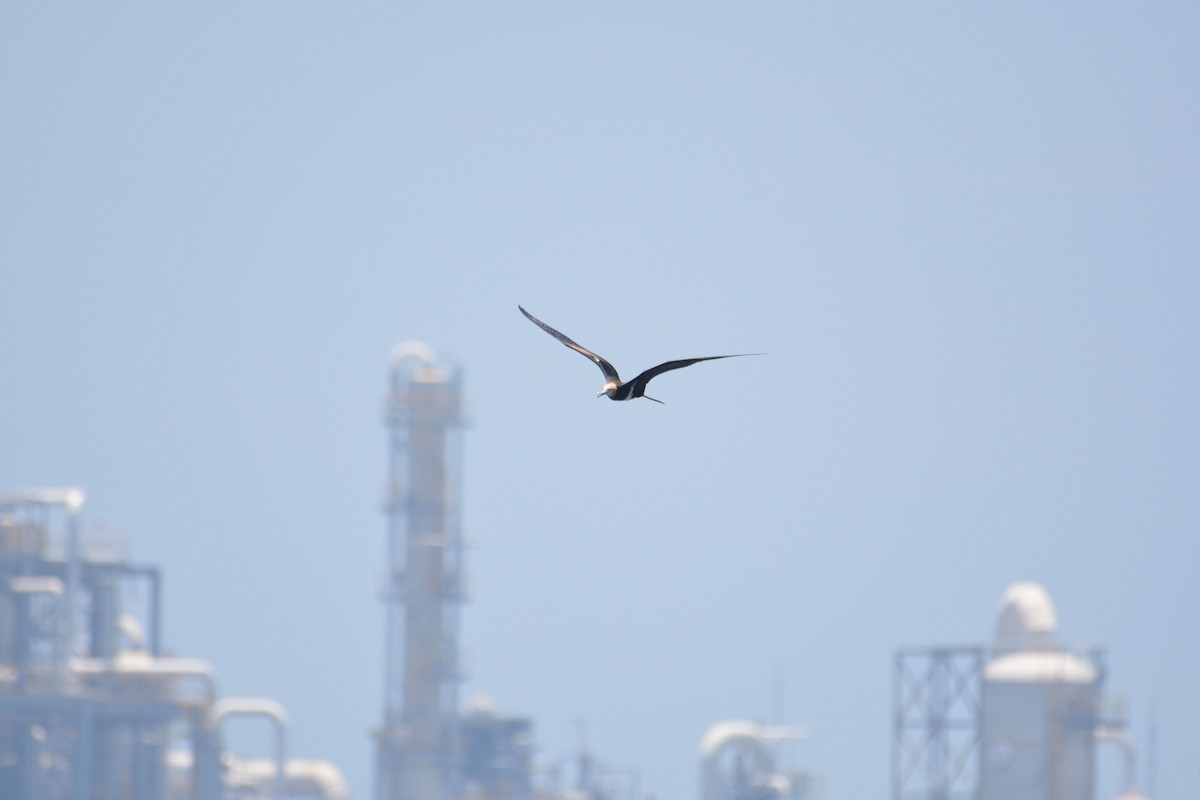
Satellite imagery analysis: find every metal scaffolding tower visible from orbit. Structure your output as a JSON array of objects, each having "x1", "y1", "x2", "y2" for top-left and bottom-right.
[
  {"x1": 375, "y1": 342, "x2": 466, "y2": 800},
  {"x1": 892, "y1": 647, "x2": 985, "y2": 800}
]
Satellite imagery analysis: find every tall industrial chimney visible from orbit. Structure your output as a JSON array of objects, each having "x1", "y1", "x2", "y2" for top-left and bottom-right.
[{"x1": 375, "y1": 342, "x2": 466, "y2": 800}]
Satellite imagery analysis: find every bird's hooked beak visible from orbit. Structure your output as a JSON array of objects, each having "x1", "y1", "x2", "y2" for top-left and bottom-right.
[{"x1": 596, "y1": 390, "x2": 606, "y2": 398}]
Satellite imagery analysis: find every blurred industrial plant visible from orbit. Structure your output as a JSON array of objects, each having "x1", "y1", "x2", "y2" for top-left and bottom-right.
[
  {"x1": 0, "y1": 343, "x2": 1148, "y2": 800},
  {"x1": 893, "y1": 582, "x2": 1149, "y2": 800},
  {"x1": 0, "y1": 487, "x2": 347, "y2": 800}
]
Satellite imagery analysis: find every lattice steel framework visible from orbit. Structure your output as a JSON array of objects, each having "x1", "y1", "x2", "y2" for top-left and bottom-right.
[{"x1": 893, "y1": 647, "x2": 984, "y2": 800}]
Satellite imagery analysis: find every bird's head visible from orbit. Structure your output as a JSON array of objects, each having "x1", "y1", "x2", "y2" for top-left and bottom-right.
[{"x1": 597, "y1": 382, "x2": 618, "y2": 399}]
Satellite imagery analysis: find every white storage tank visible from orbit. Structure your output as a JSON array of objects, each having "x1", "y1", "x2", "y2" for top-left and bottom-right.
[
  {"x1": 699, "y1": 722, "x2": 817, "y2": 800},
  {"x1": 981, "y1": 582, "x2": 1102, "y2": 800}
]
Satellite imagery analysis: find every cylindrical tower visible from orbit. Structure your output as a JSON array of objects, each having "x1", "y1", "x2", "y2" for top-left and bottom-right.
[
  {"x1": 700, "y1": 721, "x2": 776, "y2": 800},
  {"x1": 981, "y1": 582, "x2": 1103, "y2": 800},
  {"x1": 376, "y1": 342, "x2": 466, "y2": 800}
]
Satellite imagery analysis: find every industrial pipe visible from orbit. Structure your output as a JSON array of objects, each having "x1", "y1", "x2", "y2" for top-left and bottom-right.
[
  {"x1": 224, "y1": 756, "x2": 349, "y2": 800},
  {"x1": 206, "y1": 697, "x2": 289, "y2": 797},
  {"x1": 699, "y1": 721, "x2": 808, "y2": 800},
  {"x1": 69, "y1": 652, "x2": 218, "y2": 703},
  {"x1": 1095, "y1": 725, "x2": 1138, "y2": 797}
]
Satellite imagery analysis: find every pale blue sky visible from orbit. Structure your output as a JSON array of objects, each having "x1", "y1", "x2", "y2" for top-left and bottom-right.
[{"x1": 2, "y1": 4, "x2": 1198, "y2": 799}]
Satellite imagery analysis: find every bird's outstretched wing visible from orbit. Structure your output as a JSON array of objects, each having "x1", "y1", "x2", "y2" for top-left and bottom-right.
[
  {"x1": 519, "y1": 306, "x2": 621, "y2": 382},
  {"x1": 629, "y1": 354, "x2": 762, "y2": 393}
]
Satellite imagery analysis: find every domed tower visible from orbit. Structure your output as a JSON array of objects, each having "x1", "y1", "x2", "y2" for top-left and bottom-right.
[
  {"x1": 981, "y1": 583, "x2": 1104, "y2": 800},
  {"x1": 699, "y1": 721, "x2": 813, "y2": 800}
]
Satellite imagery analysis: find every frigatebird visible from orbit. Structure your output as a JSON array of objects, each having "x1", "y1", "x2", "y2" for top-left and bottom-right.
[{"x1": 519, "y1": 306, "x2": 759, "y2": 404}]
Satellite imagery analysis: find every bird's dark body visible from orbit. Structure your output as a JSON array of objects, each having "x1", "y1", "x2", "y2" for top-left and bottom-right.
[
  {"x1": 611, "y1": 382, "x2": 638, "y2": 401},
  {"x1": 519, "y1": 306, "x2": 757, "y2": 404}
]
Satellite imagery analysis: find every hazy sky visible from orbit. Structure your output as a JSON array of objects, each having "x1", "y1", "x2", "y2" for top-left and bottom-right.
[{"x1": 2, "y1": 4, "x2": 1198, "y2": 799}]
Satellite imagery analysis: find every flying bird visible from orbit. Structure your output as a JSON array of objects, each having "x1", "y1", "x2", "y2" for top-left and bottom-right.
[{"x1": 519, "y1": 305, "x2": 759, "y2": 404}]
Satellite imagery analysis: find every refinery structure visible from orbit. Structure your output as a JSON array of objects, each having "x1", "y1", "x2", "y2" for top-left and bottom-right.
[
  {"x1": 0, "y1": 342, "x2": 1150, "y2": 800},
  {"x1": 0, "y1": 488, "x2": 347, "y2": 800},
  {"x1": 375, "y1": 342, "x2": 469, "y2": 800},
  {"x1": 892, "y1": 582, "x2": 1148, "y2": 800}
]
